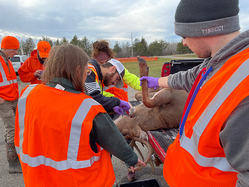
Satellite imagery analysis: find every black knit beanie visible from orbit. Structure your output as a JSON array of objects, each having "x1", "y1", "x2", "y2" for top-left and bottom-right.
[{"x1": 174, "y1": 0, "x2": 240, "y2": 37}]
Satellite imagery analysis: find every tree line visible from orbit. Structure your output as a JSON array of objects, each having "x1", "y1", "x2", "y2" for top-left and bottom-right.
[{"x1": 18, "y1": 35, "x2": 192, "y2": 57}]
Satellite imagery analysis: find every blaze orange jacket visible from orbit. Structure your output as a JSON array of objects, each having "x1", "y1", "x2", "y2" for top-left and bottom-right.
[
  {"x1": 164, "y1": 48, "x2": 249, "y2": 186},
  {"x1": 103, "y1": 68, "x2": 141, "y2": 101},
  {"x1": 0, "y1": 55, "x2": 19, "y2": 101},
  {"x1": 18, "y1": 50, "x2": 44, "y2": 84},
  {"x1": 103, "y1": 83, "x2": 129, "y2": 101},
  {"x1": 15, "y1": 84, "x2": 115, "y2": 187}
]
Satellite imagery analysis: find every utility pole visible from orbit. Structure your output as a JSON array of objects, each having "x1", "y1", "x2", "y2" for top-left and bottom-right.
[{"x1": 131, "y1": 33, "x2": 133, "y2": 58}]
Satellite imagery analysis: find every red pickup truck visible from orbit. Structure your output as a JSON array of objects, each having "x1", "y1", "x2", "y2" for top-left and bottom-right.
[
  {"x1": 161, "y1": 58, "x2": 204, "y2": 77},
  {"x1": 129, "y1": 58, "x2": 204, "y2": 164}
]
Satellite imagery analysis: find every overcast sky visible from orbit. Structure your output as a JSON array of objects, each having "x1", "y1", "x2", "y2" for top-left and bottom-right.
[{"x1": 0, "y1": 0, "x2": 249, "y2": 47}]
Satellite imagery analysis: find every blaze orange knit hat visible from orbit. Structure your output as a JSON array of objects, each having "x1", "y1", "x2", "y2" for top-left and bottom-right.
[
  {"x1": 1, "y1": 36, "x2": 19, "y2": 49},
  {"x1": 37, "y1": 41, "x2": 51, "y2": 58}
]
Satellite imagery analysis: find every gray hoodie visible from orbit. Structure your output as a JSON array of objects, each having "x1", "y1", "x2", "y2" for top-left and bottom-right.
[{"x1": 168, "y1": 30, "x2": 249, "y2": 186}]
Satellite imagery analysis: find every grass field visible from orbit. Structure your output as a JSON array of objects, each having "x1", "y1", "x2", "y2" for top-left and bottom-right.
[
  {"x1": 174, "y1": 54, "x2": 198, "y2": 58},
  {"x1": 122, "y1": 54, "x2": 198, "y2": 77},
  {"x1": 122, "y1": 58, "x2": 170, "y2": 77}
]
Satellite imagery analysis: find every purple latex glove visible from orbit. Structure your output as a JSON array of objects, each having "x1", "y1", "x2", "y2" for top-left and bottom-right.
[
  {"x1": 140, "y1": 76, "x2": 159, "y2": 89},
  {"x1": 113, "y1": 106, "x2": 124, "y2": 115},
  {"x1": 119, "y1": 100, "x2": 131, "y2": 111}
]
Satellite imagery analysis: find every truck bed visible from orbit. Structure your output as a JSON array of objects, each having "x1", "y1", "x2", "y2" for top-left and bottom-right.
[
  {"x1": 149, "y1": 58, "x2": 204, "y2": 162},
  {"x1": 147, "y1": 128, "x2": 178, "y2": 162}
]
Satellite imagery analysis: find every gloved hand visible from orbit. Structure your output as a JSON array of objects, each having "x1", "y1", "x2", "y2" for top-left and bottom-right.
[
  {"x1": 119, "y1": 100, "x2": 131, "y2": 111},
  {"x1": 113, "y1": 106, "x2": 124, "y2": 115},
  {"x1": 140, "y1": 76, "x2": 159, "y2": 89}
]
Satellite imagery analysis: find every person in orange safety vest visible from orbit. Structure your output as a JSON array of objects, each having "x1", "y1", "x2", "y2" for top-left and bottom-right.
[
  {"x1": 18, "y1": 41, "x2": 51, "y2": 84},
  {"x1": 0, "y1": 36, "x2": 22, "y2": 174},
  {"x1": 15, "y1": 44, "x2": 146, "y2": 187},
  {"x1": 90, "y1": 40, "x2": 142, "y2": 182},
  {"x1": 140, "y1": 0, "x2": 249, "y2": 186},
  {"x1": 91, "y1": 40, "x2": 141, "y2": 102}
]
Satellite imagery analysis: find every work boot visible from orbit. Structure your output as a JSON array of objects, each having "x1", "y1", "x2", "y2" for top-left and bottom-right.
[
  {"x1": 5, "y1": 143, "x2": 22, "y2": 173},
  {"x1": 127, "y1": 170, "x2": 136, "y2": 182}
]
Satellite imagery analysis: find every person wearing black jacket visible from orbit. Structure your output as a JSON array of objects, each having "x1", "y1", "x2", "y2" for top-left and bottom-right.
[{"x1": 85, "y1": 58, "x2": 131, "y2": 115}]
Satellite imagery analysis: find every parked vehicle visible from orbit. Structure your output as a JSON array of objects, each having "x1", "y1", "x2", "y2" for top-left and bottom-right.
[
  {"x1": 161, "y1": 58, "x2": 204, "y2": 77},
  {"x1": 10, "y1": 55, "x2": 28, "y2": 74},
  {"x1": 132, "y1": 58, "x2": 206, "y2": 172}
]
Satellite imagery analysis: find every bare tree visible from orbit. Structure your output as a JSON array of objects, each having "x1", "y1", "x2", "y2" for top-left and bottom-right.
[
  {"x1": 164, "y1": 41, "x2": 178, "y2": 55},
  {"x1": 53, "y1": 39, "x2": 60, "y2": 46},
  {"x1": 121, "y1": 41, "x2": 131, "y2": 57},
  {"x1": 18, "y1": 40, "x2": 24, "y2": 55},
  {"x1": 21, "y1": 38, "x2": 36, "y2": 56}
]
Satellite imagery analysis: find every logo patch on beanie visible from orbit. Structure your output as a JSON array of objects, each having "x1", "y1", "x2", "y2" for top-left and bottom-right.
[{"x1": 201, "y1": 25, "x2": 224, "y2": 35}]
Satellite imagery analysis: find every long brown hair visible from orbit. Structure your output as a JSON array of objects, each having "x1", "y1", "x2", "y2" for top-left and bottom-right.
[
  {"x1": 42, "y1": 44, "x2": 89, "y2": 92},
  {"x1": 91, "y1": 40, "x2": 114, "y2": 59}
]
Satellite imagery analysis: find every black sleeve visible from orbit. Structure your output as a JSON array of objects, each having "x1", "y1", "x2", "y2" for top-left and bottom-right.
[
  {"x1": 84, "y1": 72, "x2": 120, "y2": 112},
  {"x1": 91, "y1": 113, "x2": 138, "y2": 167}
]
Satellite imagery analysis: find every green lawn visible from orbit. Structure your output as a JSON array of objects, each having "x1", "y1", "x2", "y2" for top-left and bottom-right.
[
  {"x1": 122, "y1": 58, "x2": 171, "y2": 77},
  {"x1": 174, "y1": 54, "x2": 198, "y2": 58},
  {"x1": 123, "y1": 55, "x2": 198, "y2": 77}
]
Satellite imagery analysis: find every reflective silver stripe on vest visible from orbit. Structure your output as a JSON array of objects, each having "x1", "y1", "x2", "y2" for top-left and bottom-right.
[
  {"x1": 180, "y1": 59, "x2": 249, "y2": 172},
  {"x1": 0, "y1": 61, "x2": 18, "y2": 87},
  {"x1": 16, "y1": 85, "x2": 102, "y2": 170},
  {"x1": 122, "y1": 87, "x2": 128, "y2": 92},
  {"x1": 88, "y1": 64, "x2": 95, "y2": 69},
  {"x1": 16, "y1": 84, "x2": 38, "y2": 159}
]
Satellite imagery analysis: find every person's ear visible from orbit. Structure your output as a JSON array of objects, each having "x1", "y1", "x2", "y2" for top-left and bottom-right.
[
  {"x1": 76, "y1": 65, "x2": 81, "y2": 77},
  {"x1": 110, "y1": 66, "x2": 116, "y2": 73}
]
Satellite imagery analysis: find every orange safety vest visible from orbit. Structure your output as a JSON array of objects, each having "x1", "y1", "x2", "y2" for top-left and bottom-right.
[
  {"x1": 0, "y1": 56, "x2": 19, "y2": 100},
  {"x1": 15, "y1": 84, "x2": 115, "y2": 187},
  {"x1": 88, "y1": 63, "x2": 103, "y2": 91},
  {"x1": 164, "y1": 48, "x2": 249, "y2": 187},
  {"x1": 103, "y1": 82, "x2": 129, "y2": 101}
]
